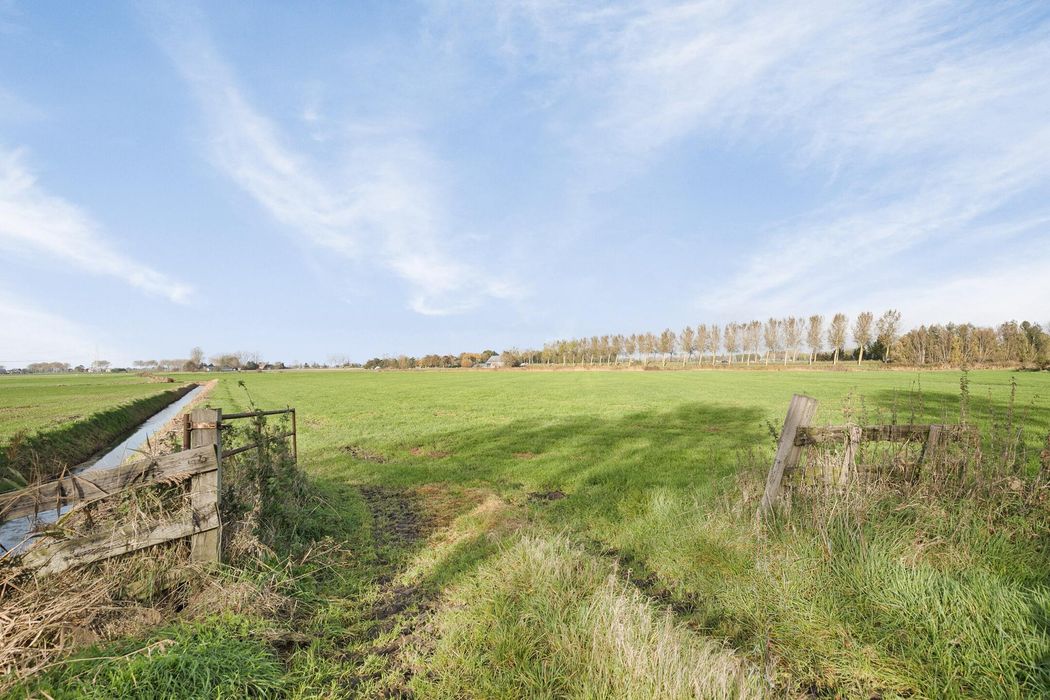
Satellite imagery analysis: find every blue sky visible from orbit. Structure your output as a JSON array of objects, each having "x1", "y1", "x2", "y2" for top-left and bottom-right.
[{"x1": 2, "y1": 1, "x2": 1049, "y2": 366}]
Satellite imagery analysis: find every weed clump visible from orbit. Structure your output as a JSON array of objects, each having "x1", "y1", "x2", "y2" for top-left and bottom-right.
[{"x1": 0, "y1": 399, "x2": 316, "y2": 693}]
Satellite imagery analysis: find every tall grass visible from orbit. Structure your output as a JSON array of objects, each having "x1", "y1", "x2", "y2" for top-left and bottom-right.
[
  {"x1": 606, "y1": 381, "x2": 1050, "y2": 698},
  {"x1": 12, "y1": 614, "x2": 287, "y2": 699},
  {"x1": 415, "y1": 533, "x2": 762, "y2": 699}
]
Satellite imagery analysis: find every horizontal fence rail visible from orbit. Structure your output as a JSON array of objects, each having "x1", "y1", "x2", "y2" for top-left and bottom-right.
[
  {"x1": 182, "y1": 407, "x2": 297, "y2": 464},
  {"x1": 2, "y1": 403, "x2": 297, "y2": 576},
  {"x1": 20, "y1": 496, "x2": 220, "y2": 577},
  {"x1": 757, "y1": 395, "x2": 979, "y2": 520},
  {"x1": 0, "y1": 445, "x2": 220, "y2": 576},
  {"x1": 0, "y1": 446, "x2": 217, "y2": 522},
  {"x1": 221, "y1": 408, "x2": 296, "y2": 420},
  {"x1": 795, "y1": 423, "x2": 977, "y2": 446}
]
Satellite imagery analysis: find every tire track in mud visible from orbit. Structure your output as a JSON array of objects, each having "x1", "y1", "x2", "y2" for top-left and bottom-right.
[{"x1": 350, "y1": 486, "x2": 440, "y2": 698}]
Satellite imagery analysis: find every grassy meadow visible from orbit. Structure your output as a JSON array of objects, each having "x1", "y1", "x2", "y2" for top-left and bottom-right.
[
  {"x1": 8, "y1": 367, "x2": 1050, "y2": 698},
  {"x1": 0, "y1": 373, "x2": 183, "y2": 443}
]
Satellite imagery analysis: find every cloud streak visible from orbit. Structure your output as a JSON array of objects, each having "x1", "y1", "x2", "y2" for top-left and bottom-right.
[
  {"x1": 461, "y1": 1, "x2": 1050, "y2": 316},
  {"x1": 0, "y1": 148, "x2": 193, "y2": 303},
  {"x1": 151, "y1": 6, "x2": 520, "y2": 316}
]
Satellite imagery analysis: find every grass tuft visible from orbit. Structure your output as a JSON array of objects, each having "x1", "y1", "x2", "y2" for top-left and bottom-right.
[{"x1": 415, "y1": 532, "x2": 761, "y2": 699}]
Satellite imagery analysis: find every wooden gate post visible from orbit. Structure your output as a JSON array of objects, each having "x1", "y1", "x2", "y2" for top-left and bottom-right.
[
  {"x1": 188, "y1": 408, "x2": 222, "y2": 563},
  {"x1": 758, "y1": 394, "x2": 818, "y2": 520}
]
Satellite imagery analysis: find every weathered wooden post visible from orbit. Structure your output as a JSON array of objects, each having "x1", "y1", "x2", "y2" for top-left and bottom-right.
[
  {"x1": 919, "y1": 424, "x2": 942, "y2": 466},
  {"x1": 839, "y1": 425, "x2": 862, "y2": 485},
  {"x1": 758, "y1": 394, "x2": 818, "y2": 519},
  {"x1": 188, "y1": 407, "x2": 222, "y2": 563}
]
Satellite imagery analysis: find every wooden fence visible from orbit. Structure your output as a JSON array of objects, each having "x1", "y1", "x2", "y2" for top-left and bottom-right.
[
  {"x1": 757, "y1": 394, "x2": 977, "y2": 518},
  {"x1": 0, "y1": 406, "x2": 296, "y2": 576}
]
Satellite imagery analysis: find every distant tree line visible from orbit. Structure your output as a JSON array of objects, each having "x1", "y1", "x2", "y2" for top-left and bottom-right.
[
  {"x1": 532, "y1": 312, "x2": 1050, "y2": 368},
  {"x1": 7, "y1": 316, "x2": 1048, "y2": 374},
  {"x1": 363, "y1": 350, "x2": 498, "y2": 370},
  {"x1": 11, "y1": 360, "x2": 125, "y2": 374}
]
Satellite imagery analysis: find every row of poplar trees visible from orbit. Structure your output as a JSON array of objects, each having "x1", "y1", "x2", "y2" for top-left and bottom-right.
[{"x1": 522, "y1": 313, "x2": 1049, "y2": 367}]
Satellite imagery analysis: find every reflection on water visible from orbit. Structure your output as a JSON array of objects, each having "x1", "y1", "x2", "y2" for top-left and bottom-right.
[{"x1": 0, "y1": 384, "x2": 206, "y2": 555}]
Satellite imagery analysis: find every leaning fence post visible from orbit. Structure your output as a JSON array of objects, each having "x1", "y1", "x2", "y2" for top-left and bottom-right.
[
  {"x1": 188, "y1": 407, "x2": 222, "y2": 563},
  {"x1": 758, "y1": 394, "x2": 818, "y2": 520}
]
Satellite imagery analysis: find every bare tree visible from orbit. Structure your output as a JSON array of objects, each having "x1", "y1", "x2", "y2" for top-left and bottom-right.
[
  {"x1": 782, "y1": 317, "x2": 803, "y2": 363},
  {"x1": 744, "y1": 321, "x2": 761, "y2": 364},
  {"x1": 708, "y1": 325, "x2": 721, "y2": 364},
  {"x1": 853, "y1": 311, "x2": 874, "y2": 364},
  {"x1": 611, "y1": 335, "x2": 625, "y2": 364},
  {"x1": 724, "y1": 323, "x2": 739, "y2": 364},
  {"x1": 973, "y1": 327, "x2": 996, "y2": 364},
  {"x1": 763, "y1": 318, "x2": 780, "y2": 365},
  {"x1": 828, "y1": 313, "x2": 848, "y2": 364},
  {"x1": 875, "y1": 309, "x2": 902, "y2": 362},
  {"x1": 188, "y1": 346, "x2": 204, "y2": 371},
  {"x1": 695, "y1": 325, "x2": 710, "y2": 365},
  {"x1": 658, "y1": 329, "x2": 676, "y2": 366},
  {"x1": 679, "y1": 326, "x2": 695, "y2": 364},
  {"x1": 806, "y1": 315, "x2": 824, "y2": 363},
  {"x1": 644, "y1": 332, "x2": 657, "y2": 366},
  {"x1": 210, "y1": 353, "x2": 242, "y2": 370}
]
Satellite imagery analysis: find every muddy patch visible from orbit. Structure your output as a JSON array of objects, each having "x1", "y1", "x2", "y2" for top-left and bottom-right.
[
  {"x1": 513, "y1": 451, "x2": 537, "y2": 460},
  {"x1": 528, "y1": 490, "x2": 566, "y2": 502},
  {"x1": 359, "y1": 486, "x2": 429, "y2": 573},
  {"x1": 409, "y1": 447, "x2": 450, "y2": 459},
  {"x1": 354, "y1": 485, "x2": 444, "y2": 696},
  {"x1": 343, "y1": 445, "x2": 388, "y2": 463}
]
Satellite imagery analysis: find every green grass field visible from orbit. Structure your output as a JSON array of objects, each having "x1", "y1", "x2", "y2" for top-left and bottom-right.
[
  {"x1": 200, "y1": 367, "x2": 1050, "y2": 497},
  {"x1": 0, "y1": 374, "x2": 182, "y2": 443},
  {"x1": 9, "y1": 368, "x2": 1050, "y2": 698}
]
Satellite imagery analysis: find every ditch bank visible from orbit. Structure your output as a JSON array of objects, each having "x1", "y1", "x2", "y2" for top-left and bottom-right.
[{"x1": 0, "y1": 383, "x2": 199, "y2": 484}]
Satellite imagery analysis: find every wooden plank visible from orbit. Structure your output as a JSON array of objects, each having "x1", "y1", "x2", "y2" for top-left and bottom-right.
[
  {"x1": 189, "y1": 408, "x2": 222, "y2": 564},
  {"x1": 0, "y1": 446, "x2": 217, "y2": 522},
  {"x1": 758, "y1": 394, "x2": 819, "y2": 518},
  {"x1": 795, "y1": 424, "x2": 970, "y2": 446},
  {"x1": 21, "y1": 507, "x2": 220, "y2": 577}
]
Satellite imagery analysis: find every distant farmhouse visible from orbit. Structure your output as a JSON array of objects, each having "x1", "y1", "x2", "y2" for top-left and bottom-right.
[{"x1": 481, "y1": 354, "x2": 503, "y2": 368}]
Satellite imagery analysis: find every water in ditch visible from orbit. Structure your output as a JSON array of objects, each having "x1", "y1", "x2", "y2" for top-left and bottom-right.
[{"x1": 0, "y1": 384, "x2": 207, "y2": 555}]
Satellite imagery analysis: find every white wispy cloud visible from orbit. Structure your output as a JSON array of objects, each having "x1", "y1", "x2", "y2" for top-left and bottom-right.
[
  {"x1": 463, "y1": 1, "x2": 1050, "y2": 317},
  {"x1": 0, "y1": 148, "x2": 193, "y2": 303},
  {"x1": 150, "y1": 6, "x2": 521, "y2": 316}
]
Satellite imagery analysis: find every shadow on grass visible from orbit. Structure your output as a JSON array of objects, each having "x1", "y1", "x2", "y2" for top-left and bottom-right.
[
  {"x1": 331, "y1": 401, "x2": 770, "y2": 531},
  {"x1": 861, "y1": 387, "x2": 1050, "y2": 470}
]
